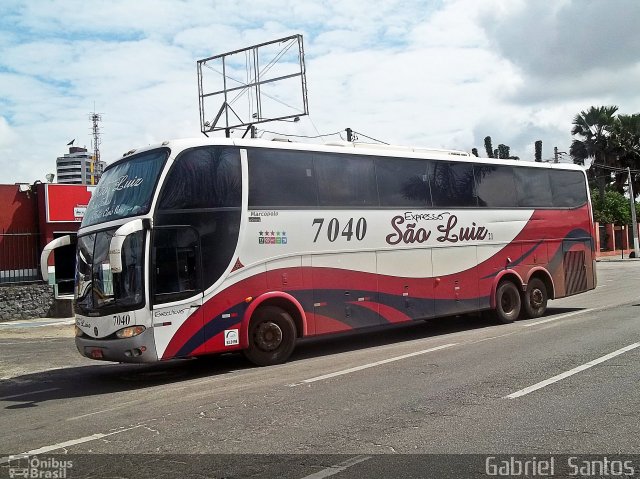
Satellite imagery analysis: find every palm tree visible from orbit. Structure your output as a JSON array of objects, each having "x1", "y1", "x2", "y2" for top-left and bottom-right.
[
  {"x1": 570, "y1": 105, "x2": 619, "y2": 203},
  {"x1": 534, "y1": 140, "x2": 542, "y2": 162},
  {"x1": 612, "y1": 113, "x2": 640, "y2": 198},
  {"x1": 484, "y1": 136, "x2": 494, "y2": 158}
]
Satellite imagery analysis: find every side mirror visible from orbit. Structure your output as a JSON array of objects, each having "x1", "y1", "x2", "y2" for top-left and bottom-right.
[
  {"x1": 109, "y1": 219, "x2": 147, "y2": 273},
  {"x1": 40, "y1": 235, "x2": 75, "y2": 281}
]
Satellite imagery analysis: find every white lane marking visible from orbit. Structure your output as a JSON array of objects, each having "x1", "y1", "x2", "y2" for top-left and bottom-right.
[
  {"x1": 0, "y1": 388, "x2": 60, "y2": 400},
  {"x1": 299, "y1": 455, "x2": 372, "y2": 479},
  {"x1": 290, "y1": 343, "x2": 457, "y2": 386},
  {"x1": 523, "y1": 309, "x2": 594, "y2": 327},
  {"x1": 505, "y1": 342, "x2": 640, "y2": 399},
  {"x1": 469, "y1": 331, "x2": 516, "y2": 344},
  {"x1": 524, "y1": 302, "x2": 626, "y2": 328},
  {"x1": 0, "y1": 425, "x2": 144, "y2": 464},
  {"x1": 67, "y1": 399, "x2": 143, "y2": 421}
]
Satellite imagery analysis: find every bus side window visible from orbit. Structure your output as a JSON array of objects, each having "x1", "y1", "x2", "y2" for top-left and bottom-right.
[
  {"x1": 248, "y1": 148, "x2": 318, "y2": 207},
  {"x1": 152, "y1": 227, "x2": 201, "y2": 304},
  {"x1": 315, "y1": 153, "x2": 378, "y2": 207},
  {"x1": 474, "y1": 165, "x2": 517, "y2": 208},
  {"x1": 431, "y1": 161, "x2": 478, "y2": 207},
  {"x1": 156, "y1": 146, "x2": 242, "y2": 291},
  {"x1": 551, "y1": 170, "x2": 588, "y2": 208},
  {"x1": 376, "y1": 157, "x2": 432, "y2": 207},
  {"x1": 514, "y1": 167, "x2": 553, "y2": 207}
]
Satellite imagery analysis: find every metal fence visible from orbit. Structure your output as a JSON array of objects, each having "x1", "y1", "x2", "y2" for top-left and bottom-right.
[{"x1": 0, "y1": 230, "x2": 41, "y2": 284}]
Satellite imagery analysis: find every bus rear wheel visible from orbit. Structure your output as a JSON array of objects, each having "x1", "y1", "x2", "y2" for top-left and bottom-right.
[
  {"x1": 492, "y1": 281, "x2": 521, "y2": 324},
  {"x1": 243, "y1": 306, "x2": 296, "y2": 366},
  {"x1": 522, "y1": 278, "x2": 548, "y2": 319}
]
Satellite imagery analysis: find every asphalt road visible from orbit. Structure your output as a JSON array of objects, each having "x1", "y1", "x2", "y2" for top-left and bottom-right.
[{"x1": 1, "y1": 261, "x2": 639, "y2": 478}]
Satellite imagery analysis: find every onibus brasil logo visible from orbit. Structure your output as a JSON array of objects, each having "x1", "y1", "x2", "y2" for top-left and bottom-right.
[{"x1": 8, "y1": 455, "x2": 73, "y2": 478}]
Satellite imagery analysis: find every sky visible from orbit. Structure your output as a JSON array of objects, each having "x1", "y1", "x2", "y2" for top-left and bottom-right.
[{"x1": 1, "y1": 0, "x2": 640, "y2": 184}]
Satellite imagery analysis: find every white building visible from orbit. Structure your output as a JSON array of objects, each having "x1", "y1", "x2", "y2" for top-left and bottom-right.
[{"x1": 56, "y1": 146, "x2": 106, "y2": 185}]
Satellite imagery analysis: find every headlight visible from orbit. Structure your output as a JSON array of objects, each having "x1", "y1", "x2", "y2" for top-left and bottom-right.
[
  {"x1": 116, "y1": 325, "x2": 146, "y2": 339},
  {"x1": 75, "y1": 326, "x2": 84, "y2": 337}
]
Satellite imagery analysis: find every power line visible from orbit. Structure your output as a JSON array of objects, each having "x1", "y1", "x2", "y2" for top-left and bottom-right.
[
  {"x1": 592, "y1": 163, "x2": 640, "y2": 174},
  {"x1": 350, "y1": 130, "x2": 389, "y2": 145},
  {"x1": 258, "y1": 129, "x2": 344, "y2": 139}
]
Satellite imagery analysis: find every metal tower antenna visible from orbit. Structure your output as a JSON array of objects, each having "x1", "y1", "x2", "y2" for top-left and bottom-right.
[{"x1": 90, "y1": 110, "x2": 102, "y2": 185}]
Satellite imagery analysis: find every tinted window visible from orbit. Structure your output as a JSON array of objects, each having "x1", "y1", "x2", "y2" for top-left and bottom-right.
[
  {"x1": 156, "y1": 147, "x2": 241, "y2": 290},
  {"x1": 248, "y1": 149, "x2": 317, "y2": 207},
  {"x1": 82, "y1": 148, "x2": 168, "y2": 227},
  {"x1": 315, "y1": 153, "x2": 378, "y2": 207},
  {"x1": 155, "y1": 211, "x2": 239, "y2": 290},
  {"x1": 514, "y1": 167, "x2": 553, "y2": 207},
  {"x1": 430, "y1": 161, "x2": 477, "y2": 207},
  {"x1": 158, "y1": 147, "x2": 241, "y2": 210},
  {"x1": 376, "y1": 157, "x2": 432, "y2": 207},
  {"x1": 551, "y1": 169, "x2": 587, "y2": 207},
  {"x1": 474, "y1": 165, "x2": 518, "y2": 207},
  {"x1": 153, "y1": 227, "x2": 200, "y2": 304}
]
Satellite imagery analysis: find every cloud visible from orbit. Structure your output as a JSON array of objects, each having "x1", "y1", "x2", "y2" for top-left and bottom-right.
[
  {"x1": 1, "y1": 0, "x2": 640, "y2": 184},
  {"x1": 0, "y1": 117, "x2": 19, "y2": 147},
  {"x1": 482, "y1": 0, "x2": 640, "y2": 102}
]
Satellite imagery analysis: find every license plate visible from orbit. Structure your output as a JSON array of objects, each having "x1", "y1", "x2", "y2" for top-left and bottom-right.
[{"x1": 90, "y1": 348, "x2": 104, "y2": 359}]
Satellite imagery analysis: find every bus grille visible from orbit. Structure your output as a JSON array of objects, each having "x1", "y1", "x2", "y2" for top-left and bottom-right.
[{"x1": 563, "y1": 250, "x2": 587, "y2": 295}]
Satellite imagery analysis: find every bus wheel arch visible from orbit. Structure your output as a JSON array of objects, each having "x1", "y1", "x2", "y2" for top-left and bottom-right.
[
  {"x1": 525, "y1": 269, "x2": 555, "y2": 300},
  {"x1": 243, "y1": 305, "x2": 297, "y2": 366},
  {"x1": 241, "y1": 293, "x2": 306, "y2": 366},
  {"x1": 490, "y1": 272, "x2": 523, "y2": 324}
]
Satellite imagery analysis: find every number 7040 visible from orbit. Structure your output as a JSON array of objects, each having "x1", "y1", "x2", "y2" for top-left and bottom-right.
[{"x1": 312, "y1": 217, "x2": 367, "y2": 242}]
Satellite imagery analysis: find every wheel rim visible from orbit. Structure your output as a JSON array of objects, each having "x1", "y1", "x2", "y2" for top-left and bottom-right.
[
  {"x1": 530, "y1": 288, "x2": 544, "y2": 309},
  {"x1": 254, "y1": 321, "x2": 283, "y2": 352},
  {"x1": 501, "y1": 289, "x2": 517, "y2": 314}
]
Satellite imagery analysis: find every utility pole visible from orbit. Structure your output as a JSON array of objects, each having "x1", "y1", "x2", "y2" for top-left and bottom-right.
[
  {"x1": 553, "y1": 147, "x2": 567, "y2": 163},
  {"x1": 628, "y1": 167, "x2": 639, "y2": 258}
]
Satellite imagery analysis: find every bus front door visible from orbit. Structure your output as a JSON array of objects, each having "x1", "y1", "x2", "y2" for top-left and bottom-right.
[{"x1": 151, "y1": 226, "x2": 204, "y2": 360}]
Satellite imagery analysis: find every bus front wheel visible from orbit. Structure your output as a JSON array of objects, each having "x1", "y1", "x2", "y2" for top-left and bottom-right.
[
  {"x1": 522, "y1": 278, "x2": 548, "y2": 319},
  {"x1": 492, "y1": 281, "x2": 521, "y2": 324},
  {"x1": 244, "y1": 306, "x2": 296, "y2": 366}
]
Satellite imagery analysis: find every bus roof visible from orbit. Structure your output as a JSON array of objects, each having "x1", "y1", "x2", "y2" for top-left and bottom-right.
[{"x1": 114, "y1": 137, "x2": 586, "y2": 172}]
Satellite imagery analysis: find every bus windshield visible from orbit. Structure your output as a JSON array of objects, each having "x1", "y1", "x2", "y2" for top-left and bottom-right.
[
  {"x1": 75, "y1": 228, "x2": 145, "y2": 314},
  {"x1": 82, "y1": 148, "x2": 169, "y2": 227}
]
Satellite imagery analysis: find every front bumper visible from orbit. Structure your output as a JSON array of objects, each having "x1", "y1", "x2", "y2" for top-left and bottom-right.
[{"x1": 75, "y1": 327, "x2": 158, "y2": 363}]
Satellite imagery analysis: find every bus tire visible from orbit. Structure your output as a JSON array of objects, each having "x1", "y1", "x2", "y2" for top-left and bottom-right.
[
  {"x1": 492, "y1": 281, "x2": 521, "y2": 324},
  {"x1": 522, "y1": 278, "x2": 548, "y2": 319},
  {"x1": 243, "y1": 306, "x2": 296, "y2": 366}
]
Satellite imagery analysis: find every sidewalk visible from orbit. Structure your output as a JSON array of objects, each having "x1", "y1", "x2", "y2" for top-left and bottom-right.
[
  {"x1": 0, "y1": 317, "x2": 75, "y2": 339},
  {"x1": 596, "y1": 255, "x2": 640, "y2": 262}
]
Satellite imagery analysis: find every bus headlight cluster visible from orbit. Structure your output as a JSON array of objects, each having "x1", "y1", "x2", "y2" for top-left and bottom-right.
[
  {"x1": 116, "y1": 325, "x2": 146, "y2": 339},
  {"x1": 75, "y1": 326, "x2": 84, "y2": 337}
]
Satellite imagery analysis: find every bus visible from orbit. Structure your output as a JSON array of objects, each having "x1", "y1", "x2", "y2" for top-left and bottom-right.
[{"x1": 41, "y1": 138, "x2": 596, "y2": 366}]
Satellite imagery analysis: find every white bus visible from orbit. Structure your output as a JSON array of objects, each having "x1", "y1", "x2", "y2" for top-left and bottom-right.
[{"x1": 41, "y1": 138, "x2": 596, "y2": 366}]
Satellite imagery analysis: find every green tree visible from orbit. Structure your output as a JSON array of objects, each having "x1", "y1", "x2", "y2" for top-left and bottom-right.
[
  {"x1": 611, "y1": 113, "x2": 640, "y2": 198},
  {"x1": 570, "y1": 105, "x2": 619, "y2": 203},
  {"x1": 590, "y1": 188, "x2": 640, "y2": 225},
  {"x1": 484, "y1": 136, "x2": 494, "y2": 158},
  {"x1": 534, "y1": 140, "x2": 542, "y2": 162}
]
